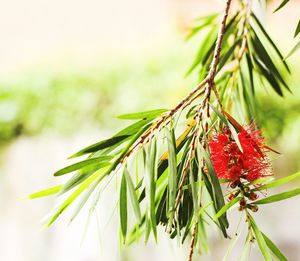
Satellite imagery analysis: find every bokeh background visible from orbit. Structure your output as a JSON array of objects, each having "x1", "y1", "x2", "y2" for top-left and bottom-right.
[{"x1": 0, "y1": 0, "x2": 299, "y2": 260}]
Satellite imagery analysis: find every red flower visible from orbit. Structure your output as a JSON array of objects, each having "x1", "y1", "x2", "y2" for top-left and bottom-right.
[{"x1": 208, "y1": 126, "x2": 272, "y2": 182}]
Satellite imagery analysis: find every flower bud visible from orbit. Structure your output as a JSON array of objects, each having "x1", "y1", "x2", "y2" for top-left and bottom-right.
[
  {"x1": 243, "y1": 186, "x2": 250, "y2": 193},
  {"x1": 249, "y1": 192, "x2": 259, "y2": 201},
  {"x1": 239, "y1": 198, "x2": 247, "y2": 207},
  {"x1": 228, "y1": 194, "x2": 235, "y2": 201}
]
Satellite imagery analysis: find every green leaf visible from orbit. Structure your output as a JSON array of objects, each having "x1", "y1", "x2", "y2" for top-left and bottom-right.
[
  {"x1": 246, "y1": 52, "x2": 255, "y2": 94},
  {"x1": 28, "y1": 185, "x2": 62, "y2": 199},
  {"x1": 274, "y1": 0, "x2": 289, "y2": 12},
  {"x1": 166, "y1": 128, "x2": 177, "y2": 214},
  {"x1": 253, "y1": 56, "x2": 283, "y2": 96},
  {"x1": 218, "y1": 38, "x2": 242, "y2": 71},
  {"x1": 116, "y1": 119, "x2": 153, "y2": 136},
  {"x1": 210, "y1": 105, "x2": 229, "y2": 126},
  {"x1": 69, "y1": 179, "x2": 99, "y2": 223},
  {"x1": 248, "y1": 215, "x2": 272, "y2": 261},
  {"x1": 145, "y1": 214, "x2": 151, "y2": 243},
  {"x1": 117, "y1": 109, "x2": 167, "y2": 120},
  {"x1": 69, "y1": 135, "x2": 130, "y2": 158},
  {"x1": 54, "y1": 156, "x2": 112, "y2": 176},
  {"x1": 148, "y1": 139, "x2": 158, "y2": 241},
  {"x1": 222, "y1": 232, "x2": 241, "y2": 261},
  {"x1": 285, "y1": 40, "x2": 300, "y2": 59},
  {"x1": 294, "y1": 20, "x2": 300, "y2": 38},
  {"x1": 199, "y1": 144, "x2": 228, "y2": 235},
  {"x1": 189, "y1": 164, "x2": 198, "y2": 218},
  {"x1": 251, "y1": 13, "x2": 290, "y2": 73},
  {"x1": 186, "y1": 13, "x2": 219, "y2": 40},
  {"x1": 70, "y1": 119, "x2": 153, "y2": 158},
  {"x1": 257, "y1": 172, "x2": 300, "y2": 191},
  {"x1": 262, "y1": 233, "x2": 288, "y2": 261},
  {"x1": 120, "y1": 172, "x2": 128, "y2": 243},
  {"x1": 251, "y1": 33, "x2": 290, "y2": 92},
  {"x1": 254, "y1": 187, "x2": 300, "y2": 204},
  {"x1": 186, "y1": 26, "x2": 218, "y2": 76},
  {"x1": 214, "y1": 196, "x2": 241, "y2": 220},
  {"x1": 124, "y1": 167, "x2": 142, "y2": 223},
  {"x1": 46, "y1": 169, "x2": 106, "y2": 226}
]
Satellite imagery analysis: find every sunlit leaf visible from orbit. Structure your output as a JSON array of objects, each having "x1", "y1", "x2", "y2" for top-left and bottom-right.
[
  {"x1": 248, "y1": 215, "x2": 272, "y2": 261},
  {"x1": 46, "y1": 169, "x2": 107, "y2": 226},
  {"x1": 69, "y1": 135, "x2": 130, "y2": 158},
  {"x1": 285, "y1": 40, "x2": 300, "y2": 59},
  {"x1": 148, "y1": 138, "x2": 158, "y2": 241},
  {"x1": 117, "y1": 109, "x2": 167, "y2": 120},
  {"x1": 166, "y1": 128, "x2": 177, "y2": 215},
  {"x1": 214, "y1": 196, "x2": 241, "y2": 220},
  {"x1": 254, "y1": 187, "x2": 300, "y2": 204},
  {"x1": 54, "y1": 156, "x2": 112, "y2": 176},
  {"x1": 294, "y1": 20, "x2": 300, "y2": 38},
  {"x1": 124, "y1": 167, "x2": 142, "y2": 223},
  {"x1": 274, "y1": 0, "x2": 289, "y2": 12},
  {"x1": 251, "y1": 13, "x2": 290, "y2": 73},
  {"x1": 262, "y1": 232, "x2": 288, "y2": 261},
  {"x1": 257, "y1": 172, "x2": 300, "y2": 191},
  {"x1": 28, "y1": 185, "x2": 62, "y2": 199},
  {"x1": 120, "y1": 172, "x2": 128, "y2": 243}
]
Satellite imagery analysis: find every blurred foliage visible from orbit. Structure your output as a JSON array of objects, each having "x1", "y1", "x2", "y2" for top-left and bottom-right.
[
  {"x1": 0, "y1": 50, "x2": 195, "y2": 144},
  {"x1": 0, "y1": 45, "x2": 299, "y2": 157}
]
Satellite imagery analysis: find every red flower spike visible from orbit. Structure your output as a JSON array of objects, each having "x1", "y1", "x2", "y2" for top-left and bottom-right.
[{"x1": 208, "y1": 125, "x2": 273, "y2": 182}]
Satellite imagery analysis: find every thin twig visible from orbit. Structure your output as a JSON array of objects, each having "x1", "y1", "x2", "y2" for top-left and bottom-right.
[
  {"x1": 120, "y1": 78, "x2": 208, "y2": 164},
  {"x1": 188, "y1": 224, "x2": 198, "y2": 261},
  {"x1": 187, "y1": 0, "x2": 233, "y2": 260}
]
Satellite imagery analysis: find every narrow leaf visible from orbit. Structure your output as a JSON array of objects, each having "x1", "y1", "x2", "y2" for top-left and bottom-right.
[
  {"x1": 248, "y1": 215, "x2": 272, "y2": 261},
  {"x1": 285, "y1": 40, "x2": 300, "y2": 59},
  {"x1": 294, "y1": 20, "x2": 300, "y2": 38},
  {"x1": 166, "y1": 128, "x2": 177, "y2": 214},
  {"x1": 148, "y1": 139, "x2": 158, "y2": 241},
  {"x1": 274, "y1": 0, "x2": 289, "y2": 12},
  {"x1": 69, "y1": 135, "x2": 130, "y2": 158},
  {"x1": 117, "y1": 109, "x2": 167, "y2": 120},
  {"x1": 46, "y1": 169, "x2": 105, "y2": 226},
  {"x1": 251, "y1": 13, "x2": 290, "y2": 72},
  {"x1": 54, "y1": 156, "x2": 112, "y2": 176},
  {"x1": 257, "y1": 172, "x2": 300, "y2": 191},
  {"x1": 262, "y1": 233, "x2": 288, "y2": 261},
  {"x1": 120, "y1": 172, "x2": 128, "y2": 243},
  {"x1": 28, "y1": 185, "x2": 62, "y2": 199},
  {"x1": 254, "y1": 187, "x2": 300, "y2": 204},
  {"x1": 124, "y1": 167, "x2": 142, "y2": 223},
  {"x1": 214, "y1": 196, "x2": 241, "y2": 220}
]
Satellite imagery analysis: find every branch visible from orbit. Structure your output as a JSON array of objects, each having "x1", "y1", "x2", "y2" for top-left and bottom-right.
[
  {"x1": 207, "y1": 0, "x2": 233, "y2": 83},
  {"x1": 121, "y1": 0, "x2": 232, "y2": 168}
]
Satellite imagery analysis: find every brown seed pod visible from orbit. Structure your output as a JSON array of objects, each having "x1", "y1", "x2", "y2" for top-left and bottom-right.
[
  {"x1": 239, "y1": 198, "x2": 247, "y2": 207},
  {"x1": 249, "y1": 192, "x2": 259, "y2": 201}
]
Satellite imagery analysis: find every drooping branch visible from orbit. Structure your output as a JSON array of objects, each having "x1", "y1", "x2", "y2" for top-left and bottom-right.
[
  {"x1": 175, "y1": 0, "x2": 233, "y2": 215},
  {"x1": 119, "y1": 0, "x2": 233, "y2": 174}
]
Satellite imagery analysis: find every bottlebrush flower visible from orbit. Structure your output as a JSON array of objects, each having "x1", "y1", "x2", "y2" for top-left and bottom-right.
[{"x1": 208, "y1": 126, "x2": 273, "y2": 182}]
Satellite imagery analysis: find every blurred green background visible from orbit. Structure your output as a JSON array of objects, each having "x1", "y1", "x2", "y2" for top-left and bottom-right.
[{"x1": 0, "y1": 0, "x2": 299, "y2": 261}]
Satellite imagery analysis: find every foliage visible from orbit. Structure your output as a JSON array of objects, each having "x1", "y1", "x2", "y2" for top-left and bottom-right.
[{"x1": 30, "y1": 0, "x2": 300, "y2": 260}]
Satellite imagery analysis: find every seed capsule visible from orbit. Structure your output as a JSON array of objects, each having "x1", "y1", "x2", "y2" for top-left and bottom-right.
[
  {"x1": 249, "y1": 205, "x2": 259, "y2": 212},
  {"x1": 239, "y1": 198, "x2": 247, "y2": 207},
  {"x1": 228, "y1": 194, "x2": 235, "y2": 201},
  {"x1": 249, "y1": 192, "x2": 259, "y2": 201},
  {"x1": 243, "y1": 186, "x2": 250, "y2": 193}
]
